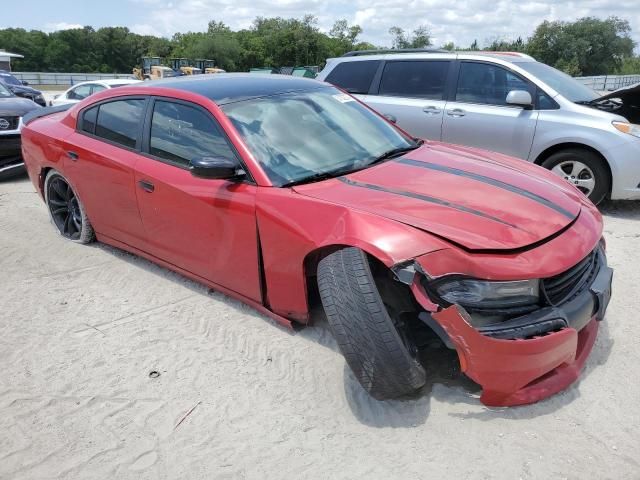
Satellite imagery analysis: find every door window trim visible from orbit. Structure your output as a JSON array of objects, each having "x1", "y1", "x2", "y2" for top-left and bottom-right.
[
  {"x1": 140, "y1": 96, "x2": 254, "y2": 183},
  {"x1": 76, "y1": 95, "x2": 149, "y2": 152},
  {"x1": 451, "y1": 60, "x2": 540, "y2": 110}
]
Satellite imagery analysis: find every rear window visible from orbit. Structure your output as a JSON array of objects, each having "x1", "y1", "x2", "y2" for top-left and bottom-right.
[
  {"x1": 94, "y1": 99, "x2": 146, "y2": 148},
  {"x1": 81, "y1": 105, "x2": 98, "y2": 134},
  {"x1": 379, "y1": 61, "x2": 450, "y2": 99},
  {"x1": 325, "y1": 60, "x2": 380, "y2": 95}
]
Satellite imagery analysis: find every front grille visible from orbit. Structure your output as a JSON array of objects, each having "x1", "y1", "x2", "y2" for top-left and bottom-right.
[
  {"x1": 542, "y1": 249, "x2": 599, "y2": 305},
  {"x1": 0, "y1": 116, "x2": 19, "y2": 130}
]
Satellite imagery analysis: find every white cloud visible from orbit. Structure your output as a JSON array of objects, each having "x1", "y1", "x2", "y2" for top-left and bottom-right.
[
  {"x1": 43, "y1": 22, "x2": 84, "y2": 33},
  {"x1": 124, "y1": 0, "x2": 640, "y2": 50}
]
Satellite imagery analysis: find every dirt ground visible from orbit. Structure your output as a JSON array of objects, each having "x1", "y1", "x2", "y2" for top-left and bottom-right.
[{"x1": 1, "y1": 174, "x2": 639, "y2": 480}]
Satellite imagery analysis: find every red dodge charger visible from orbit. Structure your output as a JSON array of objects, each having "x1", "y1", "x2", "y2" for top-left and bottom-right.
[{"x1": 21, "y1": 74, "x2": 613, "y2": 407}]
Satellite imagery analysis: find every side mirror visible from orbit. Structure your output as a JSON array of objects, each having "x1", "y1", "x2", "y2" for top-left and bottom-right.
[
  {"x1": 189, "y1": 156, "x2": 242, "y2": 180},
  {"x1": 506, "y1": 90, "x2": 533, "y2": 108},
  {"x1": 22, "y1": 80, "x2": 29, "y2": 86}
]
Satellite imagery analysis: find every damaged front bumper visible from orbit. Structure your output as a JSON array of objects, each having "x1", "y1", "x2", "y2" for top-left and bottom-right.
[{"x1": 410, "y1": 249, "x2": 613, "y2": 407}]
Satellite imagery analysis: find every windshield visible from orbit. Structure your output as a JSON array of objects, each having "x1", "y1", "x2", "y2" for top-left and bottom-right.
[
  {"x1": 0, "y1": 82, "x2": 12, "y2": 97},
  {"x1": 0, "y1": 72, "x2": 21, "y2": 86},
  {"x1": 223, "y1": 87, "x2": 415, "y2": 186},
  {"x1": 517, "y1": 62, "x2": 599, "y2": 103}
]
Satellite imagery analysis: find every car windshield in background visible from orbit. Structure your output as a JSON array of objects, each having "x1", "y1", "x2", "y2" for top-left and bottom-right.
[
  {"x1": 517, "y1": 62, "x2": 599, "y2": 103},
  {"x1": 0, "y1": 82, "x2": 12, "y2": 97},
  {"x1": 0, "y1": 72, "x2": 22, "y2": 86},
  {"x1": 223, "y1": 87, "x2": 415, "y2": 186}
]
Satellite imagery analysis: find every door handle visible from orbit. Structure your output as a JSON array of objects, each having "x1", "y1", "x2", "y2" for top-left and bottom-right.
[
  {"x1": 138, "y1": 180, "x2": 155, "y2": 193},
  {"x1": 446, "y1": 108, "x2": 466, "y2": 117},
  {"x1": 422, "y1": 106, "x2": 441, "y2": 115},
  {"x1": 67, "y1": 151, "x2": 79, "y2": 161}
]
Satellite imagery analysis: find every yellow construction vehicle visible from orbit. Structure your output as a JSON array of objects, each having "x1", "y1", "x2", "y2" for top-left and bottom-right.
[{"x1": 132, "y1": 57, "x2": 181, "y2": 81}]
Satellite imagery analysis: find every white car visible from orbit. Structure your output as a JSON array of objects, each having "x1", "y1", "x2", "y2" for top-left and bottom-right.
[{"x1": 50, "y1": 79, "x2": 141, "y2": 106}]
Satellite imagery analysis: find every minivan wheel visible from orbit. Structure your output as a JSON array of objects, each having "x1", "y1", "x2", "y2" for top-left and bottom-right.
[
  {"x1": 542, "y1": 149, "x2": 610, "y2": 205},
  {"x1": 317, "y1": 247, "x2": 426, "y2": 400},
  {"x1": 44, "y1": 170, "x2": 95, "y2": 244}
]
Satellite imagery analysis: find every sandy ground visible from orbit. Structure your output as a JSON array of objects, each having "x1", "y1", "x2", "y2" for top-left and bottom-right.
[{"x1": 1, "y1": 174, "x2": 639, "y2": 480}]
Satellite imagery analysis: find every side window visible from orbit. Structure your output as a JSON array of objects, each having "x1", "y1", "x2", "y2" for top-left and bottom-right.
[
  {"x1": 94, "y1": 99, "x2": 146, "y2": 148},
  {"x1": 325, "y1": 60, "x2": 380, "y2": 94},
  {"x1": 149, "y1": 100, "x2": 237, "y2": 168},
  {"x1": 456, "y1": 62, "x2": 533, "y2": 106},
  {"x1": 68, "y1": 84, "x2": 92, "y2": 100},
  {"x1": 91, "y1": 84, "x2": 107, "y2": 94},
  {"x1": 379, "y1": 61, "x2": 450, "y2": 99},
  {"x1": 537, "y1": 88, "x2": 559, "y2": 110},
  {"x1": 81, "y1": 105, "x2": 99, "y2": 134}
]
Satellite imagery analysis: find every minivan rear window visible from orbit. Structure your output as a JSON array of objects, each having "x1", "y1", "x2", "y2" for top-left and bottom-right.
[
  {"x1": 379, "y1": 61, "x2": 450, "y2": 99},
  {"x1": 325, "y1": 60, "x2": 380, "y2": 95}
]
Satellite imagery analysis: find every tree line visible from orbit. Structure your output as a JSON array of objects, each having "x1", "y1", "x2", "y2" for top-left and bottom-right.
[{"x1": 0, "y1": 15, "x2": 637, "y2": 76}]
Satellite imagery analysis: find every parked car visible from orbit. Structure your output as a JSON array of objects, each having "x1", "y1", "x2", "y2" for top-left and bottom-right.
[
  {"x1": 0, "y1": 70, "x2": 46, "y2": 106},
  {"x1": 0, "y1": 81, "x2": 40, "y2": 179},
  {"x1": 317, "y1": 50, "x2": 640, "y2": 204},
  {"x1": 50, "y1": 79, "x2": 142, "y2": 106},
  {"x1": 21, "y1": 75, "x2": 612, "y2": 406}
]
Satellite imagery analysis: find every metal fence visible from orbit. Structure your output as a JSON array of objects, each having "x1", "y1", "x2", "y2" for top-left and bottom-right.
[
  {"x1": 574, "y1": 75, "x2": 640, "y2": 91},
  {"x1": 11, "y1": 72, "x2": 134, "y2": 86},
  {"x1": 10, "y1": 71, "x2": 640, "y2": 91}
]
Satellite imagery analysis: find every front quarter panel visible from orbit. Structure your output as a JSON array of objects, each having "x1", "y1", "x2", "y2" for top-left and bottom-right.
[{"x1": 256, "y1": 187, "x2": 448, "y2": 320}]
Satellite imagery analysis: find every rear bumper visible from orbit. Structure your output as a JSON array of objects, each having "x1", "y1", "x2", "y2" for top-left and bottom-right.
[{"x1": 412, "y1": 251, "x2": 612, "y2": 407}]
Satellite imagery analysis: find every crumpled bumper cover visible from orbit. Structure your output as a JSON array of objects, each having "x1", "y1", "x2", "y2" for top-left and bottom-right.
[
  {"x1": 431, "y1": 305, "x2": 598, "y2": 407},
  {"x1": 411, "y1": 257, "x2": 612, "y2": 407}
]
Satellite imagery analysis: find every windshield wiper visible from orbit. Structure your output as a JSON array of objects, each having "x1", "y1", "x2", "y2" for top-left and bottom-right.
[
  {"x1": 282, "y1": 141, "x2": 424, "y2": 188},
  {"x1": 281, "y1": 165, "x2": 356, "y2": 188},
  {"x1": 365, "y1": 140, "x2": 423, "y2": 167}
]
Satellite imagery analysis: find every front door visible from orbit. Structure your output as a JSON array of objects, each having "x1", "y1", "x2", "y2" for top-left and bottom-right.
[
  {"x1": 133, "y1": 98, "x2": 262, "y2": 302},
  {"x1": 441, "y1": 61, "x2": 539, "y2": 160}
]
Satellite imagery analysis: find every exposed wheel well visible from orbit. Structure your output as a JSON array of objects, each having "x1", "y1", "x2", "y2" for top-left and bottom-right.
[
  {"x1": 304, "y1": 246, "x2": 418, "y2": 326},
  {"x1": 534, "y1": 143, "x2": 612, "y2": 193}
]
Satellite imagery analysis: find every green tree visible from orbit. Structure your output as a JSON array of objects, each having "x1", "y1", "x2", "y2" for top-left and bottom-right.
[
  {"x1": 527, "y1": 16, "x2": 635, "y2": 75},
  {"x1": 389, "y1": 25, "x2": 431, "y2": 49}
]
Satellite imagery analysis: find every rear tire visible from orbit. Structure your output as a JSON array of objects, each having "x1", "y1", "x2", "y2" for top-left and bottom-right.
[
  {"x1": 44, "y1": 170, "x2": 95, "y2": 244},
  {"x1": 317, "y1": 247, "x2": 426, "y2": 400},
  {"x1": 542, "y1": 148, "x2": 610, "y2": 205}
]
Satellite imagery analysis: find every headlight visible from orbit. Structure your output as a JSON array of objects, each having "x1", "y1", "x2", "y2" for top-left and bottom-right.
[
  {"x1": 434, "y1": 278, "x2": 539, "y2": 308},
  {"x1": 612, "y1": 121, "x2": 640, "y2": 138}
]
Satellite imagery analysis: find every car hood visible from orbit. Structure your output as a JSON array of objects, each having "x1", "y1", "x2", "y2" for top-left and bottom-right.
[
  {"x1": 7, "y1": 84, "x2": 41, "y2": 96},
  {"x1": 293, "y1": 143, "x2": 583, "y2": 251},
  {"x1": 587, "y1": 83, "x2": 640, "y2": 123},
  {"x1": 0, "y1": 96, "x2": 41, "y2": 116}
]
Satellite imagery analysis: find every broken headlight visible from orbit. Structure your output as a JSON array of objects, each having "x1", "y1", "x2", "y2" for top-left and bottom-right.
[{"x1": 433, "y1": 278, "x2": 540, "y2": 308}]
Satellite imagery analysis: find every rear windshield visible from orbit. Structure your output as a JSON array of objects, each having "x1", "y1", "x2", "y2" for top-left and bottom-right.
[{"x1": 325, "y1": 60, "x2": 380, "y2": 95}]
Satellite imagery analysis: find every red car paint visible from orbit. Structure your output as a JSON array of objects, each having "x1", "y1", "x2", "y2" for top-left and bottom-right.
[{"x1": 21, "y1": 79, "x2": 609, "y2": 406}]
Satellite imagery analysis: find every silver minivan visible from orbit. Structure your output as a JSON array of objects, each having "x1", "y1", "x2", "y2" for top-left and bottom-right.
[{"x1": 316, "y1": 51, "x2": 640, "y2": 204}]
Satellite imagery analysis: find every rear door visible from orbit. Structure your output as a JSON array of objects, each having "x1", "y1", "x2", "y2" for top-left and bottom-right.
[
  {"x1": 64, "y1": 97, "x2": 148, "y2": 247},
  {"x1": 441, "y1": 61, "x2": 539, "y2": 159},
  {"x1": 133, "y1": 98, "x2": 262, "y2": 301},
  {"x1": 365, "y1": 60, "x2": 452, "y2": 140}
]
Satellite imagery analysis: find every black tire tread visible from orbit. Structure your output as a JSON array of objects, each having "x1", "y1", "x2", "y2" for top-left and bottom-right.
[{"x1": 317, "y1": 247, "x2": 426, "y2": 400}]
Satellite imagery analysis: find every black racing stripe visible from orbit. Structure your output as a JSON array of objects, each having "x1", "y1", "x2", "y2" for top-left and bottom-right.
[
  {"x1": 338, "y1": 177, "x2": 524, "y2": 230},
  {"x1": 397, "y1": 158, "x2": 575, "y2": 219}
]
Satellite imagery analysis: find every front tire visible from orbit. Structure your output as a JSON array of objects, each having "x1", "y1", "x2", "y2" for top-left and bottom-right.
[
  {"x1": 542, "y1": 148, "x2": 610, "y2": 205},
  {"x1": 317, "y1": 247, "x2": 426, "y2": 400},
  {"x1": 44, "y1": 170, "x2": 95, "y2": 244}
]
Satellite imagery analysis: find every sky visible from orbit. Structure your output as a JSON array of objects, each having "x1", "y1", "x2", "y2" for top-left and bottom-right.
[{"x1": 2, "y1": 0, "x2": 639, "y2": 49}]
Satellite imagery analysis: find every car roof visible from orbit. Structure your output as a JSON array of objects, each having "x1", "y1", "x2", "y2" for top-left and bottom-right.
[
  {"x1": 328, "y1": 51, "x2": 536, "y2": 64},
  {"x1": 71, "y1": 78, "x2": 140, "y2": 88},
  {"x1": 135, "y1": 73, "x2": 326, "y2": 105}
]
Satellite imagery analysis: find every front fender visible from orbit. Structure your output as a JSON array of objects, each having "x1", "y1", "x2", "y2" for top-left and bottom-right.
[{"x1": 256, "y1": 187, "x2": 446, "y2": 321}]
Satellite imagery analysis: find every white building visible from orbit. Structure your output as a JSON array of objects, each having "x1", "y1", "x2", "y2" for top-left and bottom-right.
[{"x1": 0, "y1": 51, "x2": 24, "y2": 71}]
